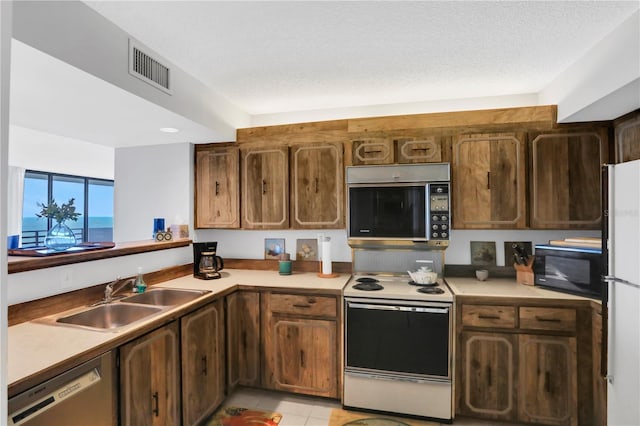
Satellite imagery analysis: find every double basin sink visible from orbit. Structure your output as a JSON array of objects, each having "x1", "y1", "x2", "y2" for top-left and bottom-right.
[{"x1": 41, "y1": 288, "x2": 211, "y2": 332}]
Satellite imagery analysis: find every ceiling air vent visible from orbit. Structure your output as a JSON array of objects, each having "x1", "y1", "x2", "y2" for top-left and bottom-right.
[{"x1": 128, "y1": 40, "x2": 172, "y2": 94}]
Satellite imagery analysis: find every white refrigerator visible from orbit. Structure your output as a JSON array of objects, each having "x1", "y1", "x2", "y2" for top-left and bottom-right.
[{"x1": 605, "y1": 160, "x2": 640, "y2": 426}]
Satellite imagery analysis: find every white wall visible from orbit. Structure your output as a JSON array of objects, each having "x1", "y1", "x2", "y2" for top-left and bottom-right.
[
  {"x1": 12, "y1": 1, "x2": 248, "y2": 140},
  {"x1": 539, "y1": 10, "x2": 640, "y2": 122},
  {"x1": 7, "y1": 245, "x2": 192, "y2": 305},
  {"x1": 114, "y1": 142, "x2": 192, "y2": 242},
  {"x1": 9, "y1": 125, "x2": 114, "y2": 179},
  {"x1": 196, "y1": 227, "x2": 600, "y2": 267}
]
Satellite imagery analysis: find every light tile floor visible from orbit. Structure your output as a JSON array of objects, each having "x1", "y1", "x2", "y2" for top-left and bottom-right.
[{"x1": 220, "y1": 387, "x2": 524, "y2": 426}]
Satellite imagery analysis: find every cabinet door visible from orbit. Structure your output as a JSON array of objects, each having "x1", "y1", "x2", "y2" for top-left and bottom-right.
[
  {"x1": 195, "y1": 146, "x2": 240, "y2": 228},
  {"x1": 518, "y1": 334, "x2": 577, "y2": 426},
  {"x1": 181, "y1": 300, "x2": 225, "y2": 426},
  {"x1": 351, "y1": 138, "x2": 394, "y2": 165},
  {"x1": 453, "y1": 133, "x2": 526, "y2": 228},
  {"x1": 290, "y1": 143, "x2": 344, "y2": 229},
  {"x1": 529, "y1": 130, "x2": 607, "y2": 229},
  {"x1": 226, "y1": 291, "x2": 261, "y2": 389},
  {"x1": 615, "y1": 112, "x2": 640, "y2": 163},
  {"x1": 457, "y1": 331, "x2": 517, "y2": 421},
  {"x1": 120, "y1": 322, "x2": 180, "y2": 426},
  {"x1": 396, "y1": 136, "x2": 443, "y2": 163},
  {"x1": 263, "y1": 315, "x2": 337, "y2": 398},
  {"x1": 241, "y1": 146, "x2": 289, "y2": 229}
]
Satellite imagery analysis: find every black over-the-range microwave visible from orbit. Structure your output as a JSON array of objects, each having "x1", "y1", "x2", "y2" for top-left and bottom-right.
[{"x1": 533, "y1": 244, "x2": 603, "y2": 298}]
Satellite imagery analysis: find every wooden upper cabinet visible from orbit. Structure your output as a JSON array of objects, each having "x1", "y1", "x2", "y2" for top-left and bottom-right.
[
  {"x1": 615, "y1": 111, "x2": 640, "y2": 163},
  {"x1": 452, "y1": 133, "x2": 527, "y2": 229},
  {"x1": 395, "y1": 136, "x2": 444, "y2": 163},
  {"x1": 529, "y1": 129, "x2": 607, "y2": 229},
  {"x1": 351, "y1": 138, "x2": 394, "y2": 165},
  {"x1": 241, "y1": 146, "x2": 289, "y2": 229},
  {"x1": 194, "y1": 145, "x2": 240, "y2": 229},
  {"x1": 290, "y1": 142, "x2": 344, "y2": 229}
]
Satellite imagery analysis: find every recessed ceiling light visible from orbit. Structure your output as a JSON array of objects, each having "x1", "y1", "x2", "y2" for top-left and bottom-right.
[{"x1": 159, "y1": 127, "x2": 180, "y2": 133}]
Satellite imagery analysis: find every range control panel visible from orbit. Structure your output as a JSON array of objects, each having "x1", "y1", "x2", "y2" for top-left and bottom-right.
[{"x1": 428, "y1": 183, "x2": 450, "y2": 241}]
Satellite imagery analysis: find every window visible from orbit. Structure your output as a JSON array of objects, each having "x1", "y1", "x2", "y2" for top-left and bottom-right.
[{"x1": 21, "y1": 170, "x2": 114, "y2": 248}]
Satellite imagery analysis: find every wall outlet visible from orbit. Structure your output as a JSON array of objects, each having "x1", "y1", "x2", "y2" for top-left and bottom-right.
[{"x1": 59, "y1": 266, "x2": 74, "y2": 290}]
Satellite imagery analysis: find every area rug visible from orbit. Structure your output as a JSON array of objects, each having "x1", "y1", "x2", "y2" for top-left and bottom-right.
[
  {"x1": 328, "y1": 408, "x2": 439, "y2": 426},
  {"x1": 205, "y1": 406, "x2": 283, "y2": 426}
]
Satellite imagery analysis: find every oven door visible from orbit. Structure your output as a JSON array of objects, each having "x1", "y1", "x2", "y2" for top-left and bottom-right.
[{"x1": 345, "y1": 299, "x2": 451, "y2": 380}]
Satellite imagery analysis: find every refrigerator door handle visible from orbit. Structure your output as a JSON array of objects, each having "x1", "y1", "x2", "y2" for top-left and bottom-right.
[{"x1": 604, "y1": 276, "x2": 640, "y2": 290}]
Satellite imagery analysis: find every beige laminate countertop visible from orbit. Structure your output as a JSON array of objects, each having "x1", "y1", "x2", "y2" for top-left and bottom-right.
[
  {"x1": 8, "y1": 269, "x2": 349, "y2": 390},
  {"x1": 445, "y1": 276, "x2": 597, "y2": 301}
]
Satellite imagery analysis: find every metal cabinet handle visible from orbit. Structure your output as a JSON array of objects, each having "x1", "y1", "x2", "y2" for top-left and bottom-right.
[
  {"x1": 364, "y1": 149, "x2": 383, "y2": 154},
  {"x1": 478, "y1": 314, "x2": 501, "y2": 320},
  {"x1": 314, "y1": 177, "x2": 319, "y2": 193},
  {"x1": 215, "y1": 181, "x2": 220, "y2": 195},
  {"x1": 202, "y1": 355, "x2": 208, "y2": 376},
  {"x1": 486, "y1": 366, "x2": 492, "y2": 386},
  {"x1": 545, "y1": 371, "x2": 551, "y2": 393},
  {"x1": 487, "y1": 171, "x2": 491, "y2": 190},
  {"x1": 535, "y1": 316, "x2": 562, "y2": 323},
  {"x1": 262, "y1": 180, "x2": 267, "y2": 194},
  {"x1": 300, "y1": 350, "x2": 305, "y2": 368},
  {"x1": 152, "y1": 391, "x2": 159, "y2": 417}
]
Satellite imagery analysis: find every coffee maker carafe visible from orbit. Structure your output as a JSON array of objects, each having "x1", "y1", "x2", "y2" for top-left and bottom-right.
[{"x1": 193, "y1": 242, "x2": 224, "y2": 280}]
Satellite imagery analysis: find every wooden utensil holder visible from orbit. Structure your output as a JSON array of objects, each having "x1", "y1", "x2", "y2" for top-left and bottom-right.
[{"x1": 514, "y1": 257, "x2": 535, "y2": 286}]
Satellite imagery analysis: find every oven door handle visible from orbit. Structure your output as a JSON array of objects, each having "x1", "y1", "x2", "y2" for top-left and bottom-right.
[{"x1": 347, "y1": 302, "x2": 449, "y2": 314}]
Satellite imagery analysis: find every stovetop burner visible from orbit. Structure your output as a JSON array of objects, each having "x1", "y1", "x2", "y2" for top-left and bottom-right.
[
  {"x1": 417, "y1": 286, "x2": 445, "y2": 294},
  {"x1": 356, "y1": 277, "x2": 379, "y2": 283},
  {"x1": 353, "y1": 282, "x2": 384, "y2": 291}
]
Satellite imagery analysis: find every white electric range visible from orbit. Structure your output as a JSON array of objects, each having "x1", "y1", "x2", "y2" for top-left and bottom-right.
[{"x1": 343, "y1": 271, "x2": 454, "y2": 422}]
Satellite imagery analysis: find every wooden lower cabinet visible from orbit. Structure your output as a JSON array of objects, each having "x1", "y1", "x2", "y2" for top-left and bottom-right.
[
  {"x1": 120, "y1": 322, "x2": 180, "y2": 426},
  {"x1": 458, "y1": 331, "x2": 517, "y2": 421},
  {"x1": 181, "y1": 299, "x2": 225, "y2": 426},
  {"x1": 518, "y1": 335, "x2": 577, "y2": 426},
  {"x1": 262, "y1": 291, "x2": 339, "y2": 398},
  {"x1": 457, "y1": 301, "x2": 594, "y2": 426},
  {"x1": 226, "y1": 291, "x2": 261, "y2": 389},
  {"x1": 592, "y1": 307, "x2": 607, "y2": 426}
]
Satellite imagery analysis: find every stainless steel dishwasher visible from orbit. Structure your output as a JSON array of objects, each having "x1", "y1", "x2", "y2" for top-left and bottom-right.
[{"x1": 8, "y1": 351, "x2": 117, "y2": 426}]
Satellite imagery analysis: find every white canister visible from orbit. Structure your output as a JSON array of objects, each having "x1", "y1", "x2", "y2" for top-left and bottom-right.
[{"x1": 321, "y1": 237, "x2": 332, "y2": 275}]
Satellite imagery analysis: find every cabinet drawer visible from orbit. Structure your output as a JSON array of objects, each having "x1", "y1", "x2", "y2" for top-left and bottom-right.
[
  {"x1": 461, "y1": 305, "x2": 516, "y2": 328},
  {"x1": 269, "y1": 294, "x2": 337, "y2": 317},
  {"x1": 519, "y1": 307, "x2": 576, "y2": 332}
]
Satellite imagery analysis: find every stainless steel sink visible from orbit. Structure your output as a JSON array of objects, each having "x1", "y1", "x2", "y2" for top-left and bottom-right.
[
  {"x1": 55, "y1": 303, "x2": 164, "y2": 331},
  {"x1": 120, "y1": 288, "x2": 211, "y2": 306}
]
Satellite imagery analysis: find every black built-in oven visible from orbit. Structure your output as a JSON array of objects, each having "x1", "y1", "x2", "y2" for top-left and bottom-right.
[{"x1": 345, "y1": 298, "x2": 451, "y2": 380}]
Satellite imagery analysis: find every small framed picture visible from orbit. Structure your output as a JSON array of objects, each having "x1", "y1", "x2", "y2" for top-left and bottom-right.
[
  {"x1": 470, "y1": 241, "x2": 497, "y2": 266},
  {"x1": 504, "y1": 241, "x2": 533, "y2": 266},
  {"x1": 296, "y1": 239, "x2": 318, "y2": 261},
  {"x1": 264, "y1": 238, "x2": 285, "y2": 260}
]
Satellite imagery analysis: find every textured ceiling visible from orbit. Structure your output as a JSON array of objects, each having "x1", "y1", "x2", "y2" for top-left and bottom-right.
[{"x1": 85, "y1": 1, "x2": 639, "y2": 115}]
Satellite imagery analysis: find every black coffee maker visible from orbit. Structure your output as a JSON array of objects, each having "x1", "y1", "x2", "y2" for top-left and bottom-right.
[{"x1": 193, "y1": 242, "x2": 224, "y2": 280}]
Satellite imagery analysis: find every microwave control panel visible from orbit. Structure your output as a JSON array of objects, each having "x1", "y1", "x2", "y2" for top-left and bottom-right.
[{"x1": 428, "y1": 183, "x2": 450, "y2": 240}]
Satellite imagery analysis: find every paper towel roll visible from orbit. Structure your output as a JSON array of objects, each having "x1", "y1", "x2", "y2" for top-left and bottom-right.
[{"x1": 321, "y1": 237, "x2": 332, "y2": 275}]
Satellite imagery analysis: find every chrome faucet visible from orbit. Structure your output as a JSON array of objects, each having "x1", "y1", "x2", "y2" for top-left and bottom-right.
[{"x1": 104, "y1": 277, "x2": 136, "y2": 303}]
